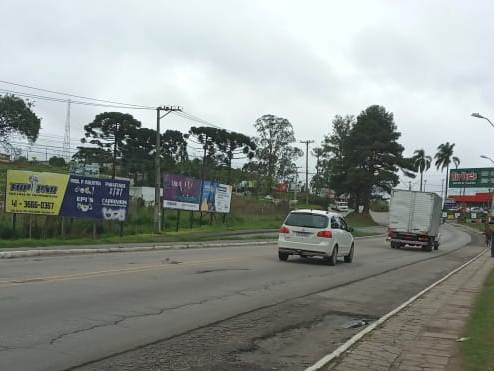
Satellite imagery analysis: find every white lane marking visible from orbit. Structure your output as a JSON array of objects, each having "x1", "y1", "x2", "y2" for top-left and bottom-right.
[{"x1": 305, "y1": 247, "x2": 488, "y2": 371}]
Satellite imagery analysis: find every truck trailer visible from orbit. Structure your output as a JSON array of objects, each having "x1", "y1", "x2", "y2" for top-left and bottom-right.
[{"x1": 388, "y1": 190, "x2": 442, "y2": 252}]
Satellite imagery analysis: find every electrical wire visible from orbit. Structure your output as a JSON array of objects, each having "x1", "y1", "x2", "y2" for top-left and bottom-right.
[
  {"x1": 0, "y1": 89, "x2": 154, "y2": 110},
  {"x1": 0, "y1": 80, "x2": 154, "y2": 109}
]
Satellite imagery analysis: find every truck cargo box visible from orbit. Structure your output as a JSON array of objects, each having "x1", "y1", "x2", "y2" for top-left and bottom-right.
[{"x1": 389, "y1": 190, "x2": 442, "y2": 237}]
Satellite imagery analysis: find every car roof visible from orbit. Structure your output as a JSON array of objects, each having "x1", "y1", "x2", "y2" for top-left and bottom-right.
[{"x1": 289, "y1": 209, "x2": 342, "y2": 218}]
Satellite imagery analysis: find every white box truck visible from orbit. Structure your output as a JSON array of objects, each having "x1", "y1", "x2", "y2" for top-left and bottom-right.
[{"x1": 388, "y1": 190, "x2": 442, "y2": 252}]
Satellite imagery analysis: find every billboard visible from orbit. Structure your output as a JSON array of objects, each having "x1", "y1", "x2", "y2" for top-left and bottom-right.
[
  {"x1": 200, "y1": 180, "x2": 217, "y2": 212},
  {"x1": 200, "y1": 182, "x2": 232, "y2": 213},
  {"x1": 162, "y1": 174, "x2": 201, "y2": 211},
  {"x1": 5, "y1": 170, "x2": 70, "y2": 215},
  {"x1": 214, "y1": 183, "x2": 232, "y2": 213},
  {"x1": 60, "y1": 176, "x2": 130, "y2": 221},
  {"x1": 5, "y1": 170, "x2": 130, "y2": 220},
  {"x1": 449, "y1": 168, "x2": 494, "y2": 188}
]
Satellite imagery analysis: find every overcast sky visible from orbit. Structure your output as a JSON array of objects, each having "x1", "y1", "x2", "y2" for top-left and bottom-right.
[{"x1": 2, "y1": 0, "x2": 494, "y2": 193}]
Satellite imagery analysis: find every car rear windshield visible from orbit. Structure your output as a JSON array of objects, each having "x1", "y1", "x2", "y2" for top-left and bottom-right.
[{"x1": 284, "y1": 213, "x2": 329, "y2": 228}]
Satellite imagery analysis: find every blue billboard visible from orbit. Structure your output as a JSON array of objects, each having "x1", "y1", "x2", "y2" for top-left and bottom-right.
[{"x1": 60, "y1": 176, "x2": 130, "y2": 221}]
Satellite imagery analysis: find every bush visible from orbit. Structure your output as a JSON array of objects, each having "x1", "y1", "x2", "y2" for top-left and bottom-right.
[{"x1": 370, "y1": 199, "x2": 389, "y2": 212}]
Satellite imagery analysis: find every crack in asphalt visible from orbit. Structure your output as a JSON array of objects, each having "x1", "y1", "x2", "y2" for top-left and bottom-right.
[
  {"x1": 195, "y1": 268, "x2": 250, "y2": 274},
  {"x1": 48, "y1": 290, "x2": 248, "y2": 346}
]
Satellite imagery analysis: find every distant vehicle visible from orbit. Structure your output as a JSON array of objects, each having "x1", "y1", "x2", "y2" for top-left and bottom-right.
[
  {"x1": 469, "y1": 207, "x2": 484, "y2": 213},
  {"x1": 277, "y1": 209, "x2": 354, "y2": 265},
  {"x1": 334, "y1": 200, "x2": 349, "y2": 212},
  {"x1": 388, "y1": 190, "x2": 442, "y2": 252}
]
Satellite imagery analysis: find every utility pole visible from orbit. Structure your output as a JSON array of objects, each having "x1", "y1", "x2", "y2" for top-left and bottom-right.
[
  {"x1": 154, "y1": 105, "x2": 182, "y2": 234},
  {"x1": 408, "y1": 181, "x2": 412, "y2": 191},
  {"x1": 62, "y1": 100, "x2": 71, "y2": 162},
  {"x1": 300, "y1": 140, "x2": 314, "y2": 205}
]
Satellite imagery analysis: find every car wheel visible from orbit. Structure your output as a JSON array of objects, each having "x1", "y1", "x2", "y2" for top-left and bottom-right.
[
  {"x1": 328, "y1": 246, "x2": 338, "y2": 266},
  {"x1": 278, "y1": 251, "x2": 289, "y2": 261},
  {"x1": 344, "y1": 244, "x2": 354, "y2": 263}
]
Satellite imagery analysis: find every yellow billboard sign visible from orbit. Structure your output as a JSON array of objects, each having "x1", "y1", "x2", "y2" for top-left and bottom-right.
[{"x1": 5, "y1": 170, "x2": 70, "y2": 215}]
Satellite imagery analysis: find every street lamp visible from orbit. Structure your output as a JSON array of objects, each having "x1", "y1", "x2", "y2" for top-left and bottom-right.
[
  {"x1": 480, "y1": 155, "x2": 494, "y2": 165},
  {"x1": 472, "y1": 112, "x2": 494, "y2": 128}
]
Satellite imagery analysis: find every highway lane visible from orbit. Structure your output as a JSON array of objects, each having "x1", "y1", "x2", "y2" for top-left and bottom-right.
[{"x1": 0, "y1": 224, "x2": 479, "y2": 371}]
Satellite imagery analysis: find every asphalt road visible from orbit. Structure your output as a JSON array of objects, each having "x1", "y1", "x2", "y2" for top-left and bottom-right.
[{"x1": 0, "y1": 224, "x2": 482, "y2": 371}]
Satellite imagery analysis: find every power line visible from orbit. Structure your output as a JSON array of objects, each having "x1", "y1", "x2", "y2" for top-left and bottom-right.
[
  {"x1": 0, "y1": 89, "x2": 154, "y2": 110},
  {"x1": 0, "y1": 80, "x2": 153, "y2": 109}
]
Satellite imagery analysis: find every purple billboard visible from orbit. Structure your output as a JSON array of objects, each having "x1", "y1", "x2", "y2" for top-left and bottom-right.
[{"x1": 162, "y1": 174, "x2": 201, "y2": 211}]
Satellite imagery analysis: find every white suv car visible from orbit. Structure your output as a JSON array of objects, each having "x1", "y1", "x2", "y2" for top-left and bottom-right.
[{"x1": 277, "y1": 209, "x2": 355, "y2": 265}]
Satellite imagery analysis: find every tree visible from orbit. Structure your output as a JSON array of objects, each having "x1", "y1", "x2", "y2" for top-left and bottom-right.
[
  {"x1": 321, "y1": 115, "x2": 354, "y2": 197},
  {"x1": 453, "y1": 156, "x2": 461, "y2": 169},
  {"x1": 215, "y1": 131, "x2": 256, "y2": 183},
  {"x1": 81, "y1": 112, "x2": 141, "y2": 178},
  {"x1": 251, "y1": 114, "x2": 302, "y2": 192},
  {"x1": 72, "y1": 147, "x2": 112, "y2": 164},
  {"x1": 0, "y1": 94, "x2": 41, "y2": 148},
  {"x1": 412, "y1": 149, "x2": 432, "y2": 192},
  {"x1": 434, "y1": 142, "x2": 457, "y2": 200},
  {"x1": 48, "y1": 156, "x2": 66, "y2": 167},
  {"x1": 121, "y1": 128, "x2": 189, "y2": 185},
  {"x1": 321, "y1": 107, "x2": 414, "y2": 210}
]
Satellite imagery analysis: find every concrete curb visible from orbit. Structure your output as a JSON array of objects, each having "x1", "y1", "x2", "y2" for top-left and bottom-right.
[
  {"x1": 305, "y1": 247, "x2": 488, "y2": 371},
  {"x1": 0, "y1": 234, "x2": 385, "y2": 259},
  {"x1": 0, "y1": 241, "x2": 277, "y2": 259}
]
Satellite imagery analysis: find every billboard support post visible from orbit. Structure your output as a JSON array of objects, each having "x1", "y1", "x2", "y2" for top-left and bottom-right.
[
  {"x1": 28, "y1": 215, "x2": 32, "y2": 239},
  {"x1": 61, "y1": 217, "x2": 65, "y2": 239},
  {"x1": 161, "y1": 207, "x2": 166, "y2": 230},
  {"x1": 189, "y1": 211, "x2": 193, "y2": 229},
  {"x1": 12, "y1": 213, "x2": 16, "y2": 233},
  {"x1": 176, "y1": 210, "x2": 180, "y2": 232}
]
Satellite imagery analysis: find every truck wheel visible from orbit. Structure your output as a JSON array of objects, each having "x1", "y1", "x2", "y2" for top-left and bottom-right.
[
  {"x1": 278, "y1": 252, "x2": 289, "y2": 261},
  {"x1": 344, "y1": 244, "x2": 354, "y2": 263},
  {"x1": 327, "y1": 246, "x2": 338, "y2": 266}
]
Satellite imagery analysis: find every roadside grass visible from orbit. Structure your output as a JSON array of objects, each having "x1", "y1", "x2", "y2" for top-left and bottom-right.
[
  {"x1": 462, "y1": 268, "x2": 494, "y2": 371},
  {"x1": 345, "y1": 212, "x2": 379, "y2": 228}
]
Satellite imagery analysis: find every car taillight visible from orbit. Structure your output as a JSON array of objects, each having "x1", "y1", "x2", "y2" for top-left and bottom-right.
[
  {"x1": 317, "y1": 230, "x2": 332, "y2": 238},
  {"x1": 279, "y1": 226, "x2": 290, "y2": 234}
]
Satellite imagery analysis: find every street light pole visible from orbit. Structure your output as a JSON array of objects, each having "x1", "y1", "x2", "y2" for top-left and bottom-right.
[
  {"x1": 300, "y1": 140, "x2": 314, "y2": 206},
  {"x1": 154, "y1": 105, "x2": 182, "y2": 234},
  {"x1": 472, "y1": 112, "x2": 494, "y2": 128},
  {"x1": 480, "y1": 155, "x2": 494, "y2": 165}
]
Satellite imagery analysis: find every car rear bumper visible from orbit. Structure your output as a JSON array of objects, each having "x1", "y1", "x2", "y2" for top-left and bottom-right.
[
  {"x1": 389, "y1": 238, "x2": 429, "y2": 246},
  {"x1": 278, "y1": 246, "x2": 330, "y2": 257}
]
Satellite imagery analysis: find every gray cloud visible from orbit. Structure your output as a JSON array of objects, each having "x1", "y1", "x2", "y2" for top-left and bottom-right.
[{"x1": 2, "y1": 0, "x2": 494, "y2": 190}]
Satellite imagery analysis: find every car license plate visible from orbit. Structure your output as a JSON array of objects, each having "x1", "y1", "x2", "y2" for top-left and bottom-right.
[{"x1": 296, "y1": 232, "x2": 309, "y2": 237}]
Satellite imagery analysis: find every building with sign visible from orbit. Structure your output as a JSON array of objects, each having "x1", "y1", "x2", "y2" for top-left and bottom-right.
[
  {"x1": 448, "y1": 192, "x2": 493, "y2": 210},
  {"x1": 449, "y1": 167, "x2": 494, "y2": 188}
]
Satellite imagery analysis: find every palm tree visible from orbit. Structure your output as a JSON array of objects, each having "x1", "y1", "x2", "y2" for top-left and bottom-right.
[
  {"x1": 413, "y1": 149, "x2": 432, "y2": 192},
  {"x1": 453, "y1": 156, "x2": 461, "y2": 169},
  {"x1": 434, "y1": 142, "x2": 458, "y2": 200}
]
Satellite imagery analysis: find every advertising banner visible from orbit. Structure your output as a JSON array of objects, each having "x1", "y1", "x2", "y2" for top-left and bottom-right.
[
  {"x1": 163, "y1": 174, "x2": 201, "y2": 211},
  {"x1": 60, "y1": 176, "x2": 130, "y2": 221},
  {"x1": 449, "y1": 167, "x2": 494, "y2": 188},
  {"x1": 5, "y1": 170, "x2": 69, "y2": 215},
  {"x1": 200, "y1": 180, "x2": 217, "y2": 212},
  {"x1": 214, "y1": 183, "x2": 232, "y2": 213}
]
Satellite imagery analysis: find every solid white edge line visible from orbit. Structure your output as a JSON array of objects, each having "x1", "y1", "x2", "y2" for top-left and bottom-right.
[{"x1": 305, "y1": 247, "x2": 488, "y2": 371}]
